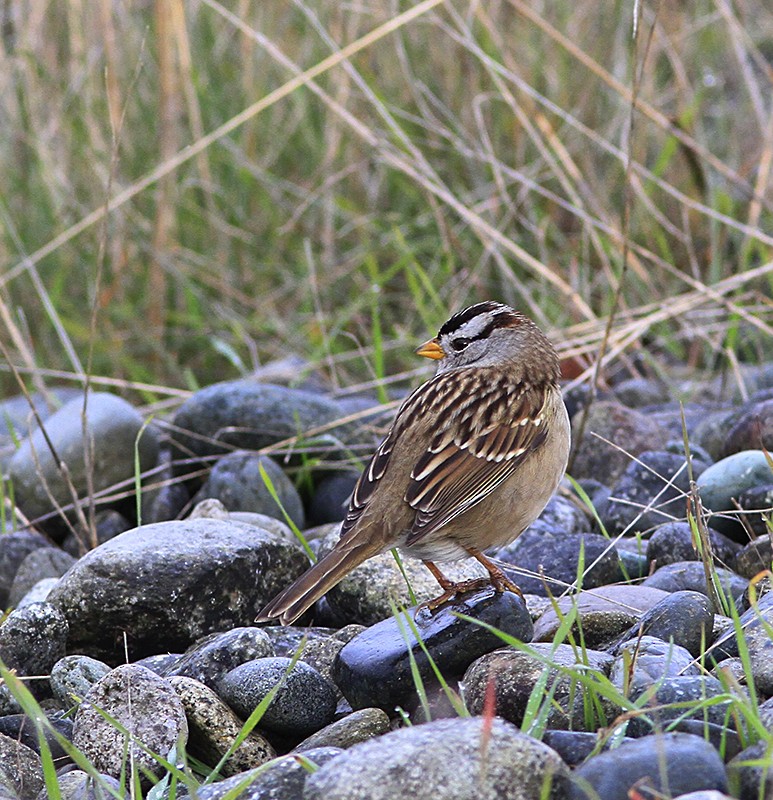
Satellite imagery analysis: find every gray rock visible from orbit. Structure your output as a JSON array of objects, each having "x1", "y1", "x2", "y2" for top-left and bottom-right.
[
  {"x1": 48, "y1": 518, "x2": 309, "y2": 661},
  {"x1": 728, "y1": 740, "x2": 773, "y2": 800},
  {"x1": 0, "y1": 532, "x2": 51, "y2": 608},
  {"x1": 0, "y1": 731, "x2": 43, "y2": 800},
  {"x1": 613, "y1": 377, "x2": 668, "y2": 408},
  {"x1": 169, "y1": 675, "x2": 275, "y2": 776},
  {"x1": 191, "y1": 747, "x2": 342, "y2": 800},
  {"x1": 8, "y1": 547, "x2": 76, "y2": 608},
  {"x1": 570, "y1": 401, "x2": 668, "y2": 486},
  {"x1": 735, "y1": 537, "x2": 773, "y2": 579},
  {"x1": 293, "y1": 708, "x2": 390, "y2": 752},
  {"x1": 304, "y1": 717, "x2": 571, "y2": 800},
  {"x1": 50, "y1": 655, "x2": 111, "y2": 710},
  {"x1": 62, "y1": 510, "x2": 133, "y2": 557},
  {"x1": 37, "y1": 770, "x2": 125, "y2": 800},
  {"x1": 219, "y1": 657, "x2": 337, "y2": 736},
  {"x1": 569, "y1": 733, "x2": 727, "y2": 799},
  {"x1": 16, "y1": 577, "x2": 60, "y2": 608},
  {"x1": 646, "y1": 521, "x2": 739, "y2": 571},
  {"x1": 642, "y1": 561, "x2": 747, "y2": 602},
  {"x1": 308, "y1": 471, "x2": 359, "y2": 525},
  {"x1": 196, "y1": 452, "x2": 305, "y2": 529},
  {"x1": 610, "y1": 636, "x2": 700, "y2": 694},
  {"x1": 737, "y1": 483, "x2": 773, "y2": 536},
  {"x1": 72, "y1": 664, "x2": 188, "y2": 782},
  {"x1": 721, "y1": 398, "x2": 773, "y2": 457},
  {"x1": 0, "y1": 602, "x2": 68, "y2": 690},
  {"x1": 8, "y1": 392, "x2": 159, "y2": 528},
  {"x1": 461, "y1": 644, "x2": 616, "y2": 731}
]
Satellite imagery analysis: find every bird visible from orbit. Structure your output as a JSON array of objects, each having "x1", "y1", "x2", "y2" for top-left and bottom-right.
[{"x1": 256, "y1": 301, "x2": 571, "y2": 625}]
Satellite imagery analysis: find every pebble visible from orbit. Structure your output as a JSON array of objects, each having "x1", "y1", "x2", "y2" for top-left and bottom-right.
[
  {"x1": 48, "y1": 517, "x2": 309, "y2": 661},
  {"x1": 50, "y1": 655, "x2": 111, "y2": 710},
  {"x1": 7, "y1": 548, "x2": 76, "y2": 609},
  {"x1": 642, "y1": 560, "x2": 748, "y2": 601},
  {"x1": 610, "y1": 636, "x2": 699, "y2": 695},
  {"x1": 727, "y1": 740, "x2": 773, "y2": 800},
  {"x1": 0, "y1": 532, "x2": 51, "y2": 608},
  {"x1": 333, "y1": 588, "x2": 532, "y2": 712},
  {"x1": 218, "y1": 657, "x2": 337, "y2": 736},
  {"x1": 40, "y1": 770, "x2": 125, "y2": 800},
  {"x1": 308, "y1": 471, "x2": 359, "y2": 525},
  {"x1": 0, "y1": 732, "x2": 43, "y2": 800},
  {"x1": 645, "y1": 521, "x2": 739, "y2": 570},
  {"x1": 293, "y1": 707, "x2": 391, "y2": 752},
  {"x1": 304, "y1": 717, "x2": 571, "y2": 800},
  {"x1": 72, "y1": 664, "x2": 187, "y2": 783},
  {"x1": 8, "y1": 392, "x2": 159, "y2": 532},
  {"x1": 721, "y1": 397, "x2": 773, "y2": 457}
]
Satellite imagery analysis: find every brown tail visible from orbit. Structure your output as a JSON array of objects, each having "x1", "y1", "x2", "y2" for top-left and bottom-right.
[{"x1": 256, "y1": 543, "x2": 375, "y2": 625}]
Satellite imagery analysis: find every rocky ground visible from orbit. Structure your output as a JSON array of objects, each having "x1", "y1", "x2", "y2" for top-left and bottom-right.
[{"x1": 0, "y1": 361, "x2": 772, "y2": 800}]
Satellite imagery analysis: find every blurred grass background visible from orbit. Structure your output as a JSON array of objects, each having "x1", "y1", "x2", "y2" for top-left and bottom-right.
[{"x1": 0, "y1": 0, "x2": 771, "y2": 402}]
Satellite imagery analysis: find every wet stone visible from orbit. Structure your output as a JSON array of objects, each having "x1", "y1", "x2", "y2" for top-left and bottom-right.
[
  {"x1": 642, "y1": 561, "x2": 748, "y2": 601},
  {"x1": 333, "y1": 588, "x2": 532, "y2": 712}
]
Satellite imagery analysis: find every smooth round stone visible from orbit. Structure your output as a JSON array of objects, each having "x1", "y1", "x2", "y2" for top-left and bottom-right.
[
  {"x1": 50, "y1": 655, "x2": 111, "y2": 710},
  {"x1": 602, "y1": 451, "x2": 705, "y2": 535},
  {"x1": 533, "y1": 585, "x2": 669, "y2": 645},
  {"x1": 610, "y1": 636, "x2": 699, "y2": 694},
  {"x1": 494, "y1": 529, "x2": 620, "y2": 597},
  {"x1": 42, "y1": 770, "x2": 125, "y2": 800},
  {"x1": 529, "y1": 494, "x2": 593, "y2": 535},
  {"x1": 62, "y1": 510, "x2": 133, "y2": 557},
  {"x1": 48, "y1": 518, "x2": 309, "y2": 661},
  {"x1": 570, "y1": 401, "x2": 668, "y2": 486},
  {"x1": 0, "y1": 602, "x2": 68, "y2": 688},
  {"x1": 542, "y1": 729, "x2": 631, "y2": 767},
  {"x1": 195, "y1": 452, "x2": 305, "y2": 529},
  {"x1": 191, "y1": 746, "x2": 342, "y2": 800},
  {"x1": 304, "y1": 717, "x2": 570, "y2": 800},
  {"x1": 15, "y1": 578, "x2": 60, "y2": 608},
  {"x1": 218, "y1": 657, "x2": 337, "y2": 736},
  {"x1": 0, "y1": 732, "x2": 43, "y2": 800},
  {"x1": 72, "y1": 665, "x2": 188, "y2": 782},
  {"x1": 166, "y1": 627, "x2": 275, "y2": 690},
  {"x1": 721, "y1": 398, "x2": 773, "y2": 457},
  {"x1": 0, "y1": 532, "x2": 51, "y2": 608},
  {"x1": 697, "y1": 449, "x2": 773, "y2": 518},
  {"x1": 727, "y1": 740, "x2": 773, "y2": 799},
  {"x1": 612, "y1": 377, "x2": 667, "y2": 407},
  {"x1": 735, "y1": 537, "x2": 773, "y2": 579},
  {"x1": 462, "y1": 643, "x2": 615, "y2": 730},
  {"x1": 642, "y1": 561, "x2": 748, "y2": 601},
  {"x1": 308, "y1": 472, "x2": 359, "y2": 525},
  {"x1": 568, "y1": 733, "x2": 727, "y2": 799},
  {"x1": 333, "y1": 589, "x2": 533, "y2": 712},
  {"x1": 646, "y1": 521, "x2": 739, "y2": 570},
  {"x1": 738, "y1": 483, "x2": 773, "y2": 536},
  {"x1": 8, "y1": 392, "x2": 159, "y2": 527},
  {"x1": 293, "y1": 708, "x2": 391, "y2": 753},
  {"x1": 169, "y1": 675, "x2": 275, "y2": 776},
  {"x1": 626, "y1": 675, "x2": 731, "y2": 738},
  {"x1": 0, "y1": 714, "x2": 71, "y2": 763},
  {"x1": 8, "y1": 548, "x2": 75, "y2": 609}
]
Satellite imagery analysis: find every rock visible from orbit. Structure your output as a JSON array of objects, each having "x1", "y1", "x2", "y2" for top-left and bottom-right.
[
  {"x1": 0, "y1": 732, "x2": 43, "y2": 800},
  {"x1": 16, "y1": 578, "x2": 60, "y2": 608},
  {"x1": 532, "y1": 585, "x2": 669, "y2": 645},
  {"x1": 8, "y1": 393, "x2": 159, "y2": 531},
  {"x1": 169, "y1": 676, "x2": 275, "y2": 776},
  {"x1": 304, "y1": 717, "x2": 570, "y2": 800},
  {"x1": 38, "y1": 770, "x2": 125, "y2": 800},
  {"x1": 50, "y1": 655, "x2": 111, "y2": 710},
  {"x1": 602, "y1": 451, "x2": 707, "y2": 535},
  {"x1": 642, "y1": 561, "x2": 747, "y2": 602},
  {"x1": 568, "y1": 733, "x2": 727, "y2": 799},
  {"x1": 62, "y1": 510, "x2": 133, "y2": 557},
  {"x1": 293, "y1": 707, "x2": 391, "y2": 752},
  {"x1": 613, "y1": 377, "x2": 668, "y2": 408},
  {"x1": 0, "y1": 713, "x2": 71, "y2": 763},
  {"x1": 735, "y1": 537, "x2": 773, "y2": 578},
  {"x1": 494, "y1": 529, "x2": 620, "y2": 597},
  {"x1": 0, "y1": 532, "x2": 51, "y2": 608},
  {"x1": 646, "y1": 521, "x2": 739, "y2": 571},
  {"x1": 697, "y1": 450, "x2": 773, "y2": 537},
  {"x1": 570, "y1": 401, "x2": 668, "y2": 486},
  {"x1": 308, "y1": 472, "x2": 359, "y2": 526},
  {"x1": 72, "y1": 664, "x2": 187, "y2": 782},
  {"x1": 0, "y1": 602, "x2": 68, "y2": 694},
  {"x1": 334, "y1": 589, "x2": 532, "y2": 712},
  {"x1": 48, "y1": 518, "x2": 309, "y2": 661},
  {"x1": 737, "y1": 483, "x2": 773, "y2": 537},
  {"x1": 727, "y1": 740, "x2": 773, "y2": 800},
  {"x1": 542, "y1": 729, "x2": 630, "y2": 767},
  {"x1": 721, "y1": 398, "x2": 773, "y2": 457},
  {"x1": 195, "y1": 452, "x2": 305, "y2": 529},
  {"x1": 610, "y1": 636, "x2": 700, "y2": 695},
  {"x1": 8, "y1": 548, "x2": 76, "y2": 608},
  {"x1": 218, "y1": 657, "x2": 337, "y2": 737},
  {"x1": 461, "y1": 644, "x2": 615, "y2": 730},
  {"x1": 191, "y1": 747, "x2": 342, "y2": 800},
  {"x1": 166, "y1": 627, "x2": 275, "y2": 690}
]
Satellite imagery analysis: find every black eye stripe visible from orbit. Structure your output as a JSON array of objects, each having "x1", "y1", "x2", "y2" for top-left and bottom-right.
[{"x1": 438, "y1": 301, "x2": 508, "y2": 336}]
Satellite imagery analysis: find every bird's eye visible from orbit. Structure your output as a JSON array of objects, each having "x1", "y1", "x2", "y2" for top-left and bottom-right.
[{"x1": 451, "y1": 337, "x2": 471, "y2": 352}]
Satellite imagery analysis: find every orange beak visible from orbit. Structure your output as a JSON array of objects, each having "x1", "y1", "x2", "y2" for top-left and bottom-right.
[{"x1": 415, "y1": 338, "x2": 445, "y2": 360}]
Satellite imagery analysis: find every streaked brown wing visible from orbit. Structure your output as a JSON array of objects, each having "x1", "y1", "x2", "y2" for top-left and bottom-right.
[{"x1": 404, "y1": 373, "x2": 550, "y2": 544}]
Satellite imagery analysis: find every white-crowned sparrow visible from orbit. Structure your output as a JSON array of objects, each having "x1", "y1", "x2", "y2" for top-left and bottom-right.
[{"x1": 257, "y1": 301, "x2": 571, "y2": 624}]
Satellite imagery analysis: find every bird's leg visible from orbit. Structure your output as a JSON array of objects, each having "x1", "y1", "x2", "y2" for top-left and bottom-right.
[
  {"x1": 467, "y1": 549, "x2": 524, "y2": 599},
  {"x1": 423, "y1": 560, "x2": 455, "y2": 590}
]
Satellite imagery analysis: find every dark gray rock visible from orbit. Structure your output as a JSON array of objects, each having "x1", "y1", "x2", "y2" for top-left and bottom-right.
[
  {"x1": 570, "y1": 401, "x2": 668, "y2": 486},
  {"x1": 0, "y1": 732, "x2": 43, "y2": 800},
  {"x1": 195, "y1": 452, "x2": 305, "y2": 529},
  {"x1": 646, "y1": 521, "x2": 739, "y2": 571},
  {"x1": 218, "y1": 657, "x2": 337, "y2": 736},
  {"x1": 8, "y1": 393, "x2": 159, "y2": 530},
  {"x1": 304, "y1": 717, "x2": 570, "y2": 800},
  {"x1": 334, "y1": 589, "x2": 532, "y2": 712},
  {"x1": 0, "y1": 532, "x2": 51, "y2": 608},
  {"x1": 735, "y1": 536, "x2": 773, "y2": 578},
  {"x1": 72, "y1": 664, "x2": 187, "y2": 782},
  {"x1": 461, "y1": 643, "x2": 616, "y2": 730},
  {"x1": 48, "y1": 518, "x2": 309, "y2": 661},
  {"x1": 166, "y1": 627, "x2": 275, "y2": 690},
  {"x1": 0, "y1": 602, "x2": 68, "y2": 694},
  {"x1": 50, "y1": 655, "x2": 111, "y2": 710},
  {"x1": 293, "y1": 708, "x2": 390, "y2": 753},
  {"x1": 727, "y1": 740, "x2": 773, "y2": 800},
  {"x1": 308, "y1": 471, "x2": 359, "y2": 525},
  {"x1": 16, "y1": 578, "x2": 60, "y2": 608},
  {"x1": 613, "y1": 377, "x2": 668, "y2": 408},
  {"x1": 569, "y1": 733, "x2": 727, "y2": 799},
  {"x1": 721, "y1": 398, "x2": 773, "y2": 458},
  {"x1": 542, "y1": 729, "x2": 631, "y2": 767},
  {"x1": 169, "y1": 675, "x2": 275, "y2": 776},
  {"x1": 494, "y1": 528, "x2": 620, "y2": 596},
  {"x1": 737, "y1": 483, "x2": 773, "y2": 537},
  {"x1": 642, "y1": 561, "x2": 747, "y2": 602},
  {"x1": 37, "y1": 770, "x2": 125, "y2": 800},
  {"x1": 62, "y1": 510, "x2": 133, "y2": 558},
  {"x1": 0, "y1": 713, "x2": 71, "y2": 763},
  {"x1": 8, "y1": 548, "x2": 75, "y2": 608},
  {"x1": 610, "y1": 636, "x2": 700, "y2": 695}
]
